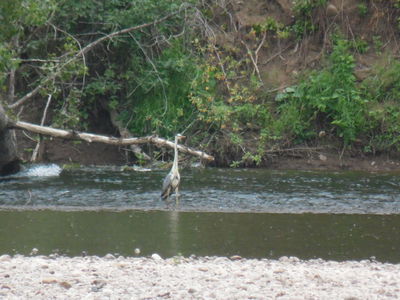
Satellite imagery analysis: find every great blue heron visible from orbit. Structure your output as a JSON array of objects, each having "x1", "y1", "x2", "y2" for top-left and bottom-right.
[{"x1": 161, "y1": 133, "x2": 185, "y2": 203}]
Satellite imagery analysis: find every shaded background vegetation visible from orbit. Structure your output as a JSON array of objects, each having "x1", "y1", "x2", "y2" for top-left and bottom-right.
[{"x1": 1, "y1": 0, "x2": 400, "y2": 166}]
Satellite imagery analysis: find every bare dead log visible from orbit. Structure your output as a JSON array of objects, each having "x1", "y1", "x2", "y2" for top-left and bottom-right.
[{"x1": 12, "y1": 121, "x2": 214, "y2": 162}]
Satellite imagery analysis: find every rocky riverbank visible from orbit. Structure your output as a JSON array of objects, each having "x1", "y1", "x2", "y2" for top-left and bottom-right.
[{"x1": 0, "y1": 254, "x2": 399, "y2": 299}]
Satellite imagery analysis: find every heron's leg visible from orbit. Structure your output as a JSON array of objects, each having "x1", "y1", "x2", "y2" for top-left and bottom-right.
[
  {"x1": 166, "y1": 196, "x2": 174, "y2": 210},
  {"x1": 175, "y1": 187, "x2": 179, "y2": 205}
]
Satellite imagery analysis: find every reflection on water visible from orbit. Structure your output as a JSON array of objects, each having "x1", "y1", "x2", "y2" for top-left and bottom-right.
[
  {"x1": 0, "y1": 210, "x2": 399, "y2": 263},
  {"x1": 0, "y1": 166, "x2": 399, "y2": 214}
]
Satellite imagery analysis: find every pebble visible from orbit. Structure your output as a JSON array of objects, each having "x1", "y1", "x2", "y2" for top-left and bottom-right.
[
  {"x1": 151, "y1": 253, "x2": 162, "y2": 261},
  {"x1": 0, "y1": 255, "x2": 11, "y2": 262},
  {"x1": 59, "y1": 281, "x2": 72, "y2": 289},
  {"x1": 42, "y1": 278, "x2": 58, "y2": 284},
  {"x1": 198, "y1": 267, "x2": 208, "y2": 272},
  {"x1": 319, "y1": 154, "x2": 327, "y2": 161},
  {"x1": 0, "y1": 255, "x2": 398, "y2": 299},
  {"x1": 230, "y1": 255, "x2": 242, "y2": 261},
  {"x1": 30, "y1": 248, "x2": 39, "y2": 255},
  {"x1": 326, "y1": 4, "x2": 339, "y2": 16},
  {"x1": 104, "y1": 254, "x2": 115, "y2": 260}
]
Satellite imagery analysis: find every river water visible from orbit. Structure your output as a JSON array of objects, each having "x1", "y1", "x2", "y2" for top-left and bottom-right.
[{"x1": 0, "y1": 165, "x2": 399, "y2": 262}]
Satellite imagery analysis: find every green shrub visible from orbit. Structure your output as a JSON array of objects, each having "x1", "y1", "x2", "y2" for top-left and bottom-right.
[
  {"x1": 121, "y1": 40, "x2": 198, "y2": 137},
  {"x1": 363, "y1": 57, "x2": 400, "y2": 103},
  {"x1": 275, "y1": 39, "x2": 367, "y2": 144},
  {"x1": 367, "y1": 104, "x2": 400, "y2": 151},
  {"x1": 361, "y1": 57, "x2": 400, "y2": 151},
  {"x1": 291, "y1": 0, "x2": 327, "y2": 38}
]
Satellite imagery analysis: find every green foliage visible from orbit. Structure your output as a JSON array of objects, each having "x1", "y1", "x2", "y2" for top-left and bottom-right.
[
  {"x1": 185, "y1": 38, "x2": 276, "y2": 165},
  {"x1": 351, "y1": 38, "x2": 369, "y2": 54},
  {"x1": 188, "y1": 42, "x2": 262, "y2": 132},
  {"x1": 2, "y1": 0, "x2": 400, "y2": 166},
  {"x1": 0, "y1": 0, "x2": 56, "y2": 92},
  {"x1": 367, "y1": 104, "x2": 400, "y2": 151},
  {"x1": 52, "y1": 0, "x2": 190, "y2": 132},
  {"x1": 361, "y1": 57, "x2": 400, "y2": 150},
  {"x1": 357, "y1": 3, "x2": 368, "y2": 16},
  {"x1": 53, "y1": 88, "x2": 87, "y2": 129},
  {"x1": 276, "y1": 39, "x2": 367, "y2": 144},
  {"x1": 121, "y1": 40, "x2": 198, "y2": 137},
  {"x1": 0, "y1": 0, "x2": 55, "y2": 41},
  {"x1": 0, "y1": 45, "x2": 14, "y2": 86},
  {"x1": 392, "y1": 0, "x2": 400, "y2": 8},
  {"x1": 372, "y1": 35, "x2": 383, "y2": 54},
  {"x1": 291, "y1": 0, "x2": 327, "y2": 39},
  {"x1": 252, "y1": 17, "x2": 289, "y2": 38},
  {"x1": 362, "y1": 57, "x2": 400, "y2": 103}
]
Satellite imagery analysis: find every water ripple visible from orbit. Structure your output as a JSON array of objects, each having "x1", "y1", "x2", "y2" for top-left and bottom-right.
[{"x1": 0, "y1": 166, "x2": 399, "y2": 214}]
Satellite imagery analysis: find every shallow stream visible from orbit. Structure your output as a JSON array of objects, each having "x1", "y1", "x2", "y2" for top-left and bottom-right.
[{"x1": 0, "y1": 165, "x2": 399, "y2": 262}]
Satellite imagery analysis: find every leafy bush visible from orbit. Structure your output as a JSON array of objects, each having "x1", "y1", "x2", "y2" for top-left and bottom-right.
[
  {"x1": 291, "y1": 0, "x2": 327, "y2": 38},
  {"x1": 275, "y1": 39, "x2": 367, "y2": 144},
  {"x1": 367, "y1": 104, "x2": 400, "y2": 151},
  {"x1": 122, "y1": 40, "x2": 198, "y2": 137},
  {"x1": 363, "y1": 57, "x2": 400, "y2": 103},
  {"x1": 52, "y1": 0, "x2": 195, "y2": 135},
  {"x1": 362, "y1": 58, "x2": 400, "y2": 151}
]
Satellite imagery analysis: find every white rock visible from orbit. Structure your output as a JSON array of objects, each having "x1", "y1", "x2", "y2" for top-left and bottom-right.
[
  {"x1": 151, "y1": 253, "x2": 162, "y2": 261},
  {"x1": 104, "y1": 254, "x2": 116, "y2": 260},
  {"x1": 319, "y1": 154, "x2": 327, "y2": 161},
  {"x1": 0, "y1": 255, "x2": 11, "y2": 262}
]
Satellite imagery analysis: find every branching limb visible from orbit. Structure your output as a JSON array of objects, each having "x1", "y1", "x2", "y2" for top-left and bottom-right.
[
  {"x1": 8, "y1": 8, "x2": 184, "y2": 110},
  {"x1": 241, "y1": 32, "x2": 266, "y2": 84},
  {"x1": 212, "y1": 46, "x2": 231, "y2": 92},
  {"x1": 10, "y1": 121, "x2": 214, "y2": 162},
  {"x1": 48, "y1": 23, "x2": 87, "y2": 92},
  {"x1": 31, "y1": 93, "x2": 53, "y2": 162}
]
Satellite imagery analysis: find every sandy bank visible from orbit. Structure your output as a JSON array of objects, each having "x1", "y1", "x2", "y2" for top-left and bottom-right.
[{"x1": 0, "y1": 255, "x2": 399, "y2": 299}]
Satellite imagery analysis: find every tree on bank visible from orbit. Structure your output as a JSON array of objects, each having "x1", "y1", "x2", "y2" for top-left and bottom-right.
[
  {"x1": 1, "y1": 0, "x2": 400, "y2": 171},
  {"x1": 0, "y1": 1, "x2": 214, "y2": 175}
]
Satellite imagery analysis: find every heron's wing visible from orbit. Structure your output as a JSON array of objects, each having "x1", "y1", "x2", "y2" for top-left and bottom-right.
[
  {"x1": 161, "y1": 172, "x2": 172, "y2": 199},
  {"x1": 162, "y1": 172, "x2": 172, "y2": 190}
]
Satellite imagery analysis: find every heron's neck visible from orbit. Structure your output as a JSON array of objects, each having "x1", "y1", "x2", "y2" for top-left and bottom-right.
[{"x1": 173, "y1": 137, "x2": 179, "y2": 169}]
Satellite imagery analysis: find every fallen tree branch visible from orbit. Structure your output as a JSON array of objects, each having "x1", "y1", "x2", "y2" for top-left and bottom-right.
[{"x1": 11, "y1": 121, "x2": 214, "y2": 162}]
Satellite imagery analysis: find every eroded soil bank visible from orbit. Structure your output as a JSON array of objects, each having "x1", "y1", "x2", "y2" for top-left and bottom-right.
[
  {"x1": 15, "y1": 136, "x2": 400, "y2": 172},
  {"x1": 0, "y1": 255, "x2": 399, "y2": 299}
]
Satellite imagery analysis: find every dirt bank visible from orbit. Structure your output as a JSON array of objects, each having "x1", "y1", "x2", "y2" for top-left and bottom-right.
[
  {"x1": 17, "y1": 135, "x2": 400, "y2": 172},
  {"x1": 0, "y1": 254, "x2": 399, "y2": 299}
]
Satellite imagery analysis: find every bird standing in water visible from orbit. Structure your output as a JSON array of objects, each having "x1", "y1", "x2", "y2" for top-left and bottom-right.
[{"x1": 161, "y1": 134, "x2": 185, "y2": 204}]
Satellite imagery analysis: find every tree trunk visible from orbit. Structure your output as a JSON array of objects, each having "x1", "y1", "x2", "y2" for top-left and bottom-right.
[{"x1": 0, "y1": 104, "x2": 20, "y2": 176}]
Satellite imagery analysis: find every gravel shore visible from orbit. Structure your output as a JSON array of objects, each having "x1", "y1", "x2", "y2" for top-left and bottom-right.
[{"x1": 0, "y1": 254, "x2": 399, "y2": 299}]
